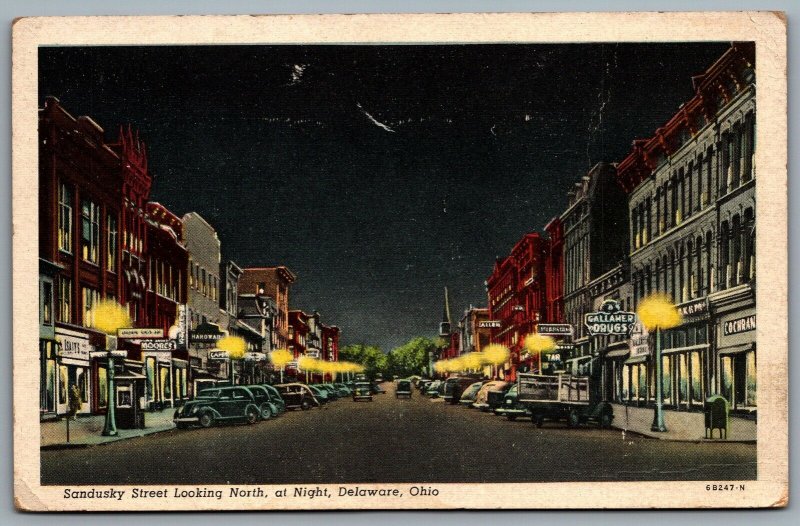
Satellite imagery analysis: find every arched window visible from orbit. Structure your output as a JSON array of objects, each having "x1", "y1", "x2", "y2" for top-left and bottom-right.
[
  {"x1": 743, "y1": 207, "x2": 755, "y2": 281},
  {"x1": 720, "y1": 221, "x2": 731, "y2": 289},
  {"x1": 706, "y1": 231, "x2": 714, "y2": 293},
  {"x1": 696, "y1": 236, "x2": 704, "y2": 297},
  {"x1": 687, "y1": 240, "x2": 694, "y2": 299},
  {"x1": 654, "y1": 259, "x2": 661, "y2": 293},
  {"x1": 732, "y1": 214, "x2": 742, "y2": 286}
]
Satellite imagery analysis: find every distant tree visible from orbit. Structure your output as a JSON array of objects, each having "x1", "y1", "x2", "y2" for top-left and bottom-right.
[
  {"x1": 339, "y1": 344, "x2": 387, "y2": 380},
  {"x1": 386, "y1": 337, "x2": 439, "y2": 378}
]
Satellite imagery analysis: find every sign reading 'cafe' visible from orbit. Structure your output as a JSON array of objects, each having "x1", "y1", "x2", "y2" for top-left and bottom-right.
[{"x1": 585, "y1": 299, "x2": 636, "y2": 336}]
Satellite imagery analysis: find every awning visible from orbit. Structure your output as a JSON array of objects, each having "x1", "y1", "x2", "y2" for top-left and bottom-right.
[
  {"x1": 604, "y1": 341, "x2": 630, "y2": 358},
  {"x1": 115, "y1": 371, "x2": 146, "y2": 381},
  {"x1": 624, "y1": 354, "x2": 649, "y2": 365},
  {"x1": 662, "y1": 343, "x2": 710, "y2": 355},
  {"x1": 718, "y1": 343, "x2": 755, "y2": 356}
]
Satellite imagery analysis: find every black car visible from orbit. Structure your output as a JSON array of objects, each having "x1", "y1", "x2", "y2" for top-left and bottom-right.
[
  {"x1": 352, "y1": 382, "x2": 373, "y2": 401},
  {"x1": 395, "y1": 380, "x2": 412, "y2": 398},
  {"x1": 173, "y1": 386, "x2": 261, "y2": 428},
  {"x1": 275, "y1": 383, "x2": 319, "y2": 410}
]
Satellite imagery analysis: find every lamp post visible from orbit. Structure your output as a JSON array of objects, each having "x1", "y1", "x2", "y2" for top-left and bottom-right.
[
  {"x1": 89, "y1": 300, "x2": 133, "y2": 437},
  {"x1": 523, "y1": 333, "x2": 557, "y2": 375},
  {"x1": 636, "y1": 293, "x2": 682, "y2": 433},
  {"x1": 218, "y1": 336, "x2": 246, "y2": 385}
]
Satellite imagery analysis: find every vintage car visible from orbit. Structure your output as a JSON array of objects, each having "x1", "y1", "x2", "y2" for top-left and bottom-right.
[
  {"x1": 309, "y1": 385, "x2": 331, "y2": 404},
  {"x1": 352, "y1": 382, "x2": 374, "y2": 401},
  {"x1": 472, "y1": 381, "x2": 512, "y2": 411},
  {"x1": 443, "y1": 376, "x2": 480, "y2": 404},
  {"x1": 395, "y1": 379, "x2": 413, "y2": 398},
  {"x1": 458, "y1": 381, "x2": 486, "y2": 406},
  {"x1": 333, "y1": 382, "x2": 352, "y2": 396},
  {"x1": 260, "y1": 384, "x2": 286, "y2": 414},
  {"x1": 245, "y1": 385, "x2": 280, "y2": 419},
  {"x1": 424, "y1": 380, "x2": 443, "y2": 397},
  {"x1": 493, "y1": 384, "x2": 530, "y2": 420},
  {"x1": 173, "y1": 386, "x2": 261, "y2": 428},
  {"x1": 275, "y1": 383, "x2": 319, "y2": 410}
]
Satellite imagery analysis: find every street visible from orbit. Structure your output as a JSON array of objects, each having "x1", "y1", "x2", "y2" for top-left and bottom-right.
[{"x1": 42, "y1": 382, "x2": 756, "y2": 485}]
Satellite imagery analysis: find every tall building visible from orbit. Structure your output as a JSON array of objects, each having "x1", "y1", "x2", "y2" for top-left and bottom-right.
[
  {"x1": 616, "y1": 42, "x2": 756, "y2": 414},
  {"x1": 486, "y1": 232, "x2": 548, "y2": 380},
  {"x1": 239, "y1": 267, "x2": 296, "y2": 350},
  {"x1": 561, "y1": 162, "x2": 629, "y2": 364},
  {"x1": 543, "y1": 217, "x2": 565, "y2": 325}
]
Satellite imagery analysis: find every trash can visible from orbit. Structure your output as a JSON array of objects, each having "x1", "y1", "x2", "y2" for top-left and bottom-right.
[{"x1": 705, "y1": 395, "x2": 729, "y2": 439}]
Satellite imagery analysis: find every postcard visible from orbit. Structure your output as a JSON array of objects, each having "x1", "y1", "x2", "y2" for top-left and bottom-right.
[{"x1": 12, "y1": 12, "x2": 787, "y2": 510}]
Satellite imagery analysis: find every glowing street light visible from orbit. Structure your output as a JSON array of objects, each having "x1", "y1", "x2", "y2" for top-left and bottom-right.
[
  {"x1": 270, "y1": 348, "x2": 293, "y2": 383},
  {"x1": 89, "y1": 300, "x2": 132, "y2": 437},
  {"x1": 637, "y1": 293, "x2": 682, "y2": 432},
  {"x1": 217, "y1": 336, "x2": 246, "y2": 384},
  {"x1": 481, "y1": 344, "x2": 510, "y2": 379},
  {"x1": 523, "y1": 333, "x2": 557, "y2": 374}
]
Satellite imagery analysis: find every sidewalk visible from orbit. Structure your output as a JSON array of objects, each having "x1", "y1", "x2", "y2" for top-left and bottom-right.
[
  {"x1": 610, "y1": 403, "x2": 756, "y2": 442},
  {"x1": 41, "y1": 407, "x2": 176, "y2": 449}
]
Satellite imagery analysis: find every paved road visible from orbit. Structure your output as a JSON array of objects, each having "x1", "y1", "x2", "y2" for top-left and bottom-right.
[{"x1": 42, "y1": 382, "x2": 756, "y2": 485}]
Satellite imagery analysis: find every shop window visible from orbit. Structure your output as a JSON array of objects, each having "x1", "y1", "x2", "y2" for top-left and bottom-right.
[
  {"x1": 160, "y1": 367, "x2": 171, "y2": 400},
  {"x1": 690, "y1": 351, "x2": 703, "y2": 404},
  {"x1": 720, "y1": 357, "x2": 733, "y2": 403},
  {"x1": 662, "y1": 355, "x2": 672, "y2": 405},
  {"x1": 107, "y1": 213, "x2": 117, "y2": 272},
  {"x1": 80, "y1": 198, "x2": 100, "y2": 264},
  {"x1": 42, "y1": 348, "x2": 56, "y2": 412},
  {"x1": 59, "y1": 365, "x2": 68, "y2": 405},
  {"x1": 181, "y1": 368, "x2": 188, "y2": 398},
  {"x1": 678, "y1": 353, "x2": 689, "y2": 406},
  {"x1": 98, "y1": 367, "x2": 108, "y2": 409},
  {"x1": 746, "y1": 351, "x2": 757, "y2": 407},
  {"x1": 637, "y1": 364, "x2": 647, "y2": 401},
  {"x1": 58, "y1": 182, "x2": 73, "y2": 253},
  {"x1": 145, "y1": 357, "x2": 156, "y2": 402}
]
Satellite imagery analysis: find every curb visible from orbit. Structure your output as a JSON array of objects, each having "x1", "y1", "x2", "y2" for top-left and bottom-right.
[
  {"x1": 610, "y1": 425, "x2": 756, "y2": 444},
  {"x1": 41, "y1": 426, "x2": 176, "y2": 451}
]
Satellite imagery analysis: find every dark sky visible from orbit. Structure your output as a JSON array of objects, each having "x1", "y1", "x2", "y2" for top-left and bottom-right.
[{"x1": 39, "y1": 43, "x2": 729, "y2": 351}]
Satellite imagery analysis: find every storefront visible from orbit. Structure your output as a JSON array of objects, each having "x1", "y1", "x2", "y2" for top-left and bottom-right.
[
  {"x1": 54, "y1": 327, "x2": 94, "y2": 416},
  {"x1": 601, "y1": 340, "x2": 629, "y2": 403},
  {"x1": 716, "y1": 309, "x2": 756, "y2": 413},
  {"x1": 142, "y1": 351, "x2": 174, "y2": 410}
]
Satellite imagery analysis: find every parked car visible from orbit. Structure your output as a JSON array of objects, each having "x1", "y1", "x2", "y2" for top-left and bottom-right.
[
  {"x1": 443, "y1": 377, "x2": 480, "y2": 404},
  {"x1": 419, "y1": 380, "x2": 432, "y2": 392},
  {"x1": 173, "y1": 386, "x2": 260, "y2": 428},
  {"x1": 313, "y1": 384, "x2": 338, "y2": 401},
  {"x1": 487, "y1": 383, "x2": 513, "y2": 412},
  {"x1": 395, "y1": 379, "x2": 412, "y2": 398},
  {"x1": 275, "y1": 383, "x2": 319, "y2": 410},
  {"x1": 352, "y1": 382, "x2": 373, "y2": 401},
  {"x1": 371, "y1": 383, "x2": 386, "y2": 394},
  {"x1": 260, "y1": 384, "x2": 286, "y2": 414},
  {"x1": 458, "y1": 381, "x2": 486, "y2": 406},
  {"x1": 472, "y1": 381, "x2": 512, "y2": 411},
  {"x1": 308, "y1": 385, "x2": 331, "y2": 404},
  {"x1": 424, "y1": 380, "x2": 442, "y2": 397},
  {"x1": 245, "y1": 385, "x2": 280, "y2": 420},
  {"x1": 493, "y1": 384, "x2": 530, "y2": 421},
  {"x1": 333, "y1": 382, "x2": 352, "y2": 396}
]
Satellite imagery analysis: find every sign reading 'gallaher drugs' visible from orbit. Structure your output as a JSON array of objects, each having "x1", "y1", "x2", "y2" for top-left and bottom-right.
[{"x1": 585, "y1": 299, "x2": 636, "y2": 336}]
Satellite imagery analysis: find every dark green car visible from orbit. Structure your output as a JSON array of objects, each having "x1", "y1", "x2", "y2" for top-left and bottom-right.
[
  {"x1": 352, "y1": 382, "x2": 373, "y2": 401},
  {"x1": 173, "y1": 386, "x2": 261, "y2": 428}
]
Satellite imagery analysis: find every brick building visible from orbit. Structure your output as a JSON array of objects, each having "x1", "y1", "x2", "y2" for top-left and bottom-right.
[{"x1": 239, "y1": 267, "x2": 296, "y2": 351}]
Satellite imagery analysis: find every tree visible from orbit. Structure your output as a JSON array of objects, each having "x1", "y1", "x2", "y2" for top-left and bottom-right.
[
  {"x1": 386, "y1": 337, "x2": 439, "y2": 378},
  {"x1": 338, "y1": 344, "x2": 387, "y2": 380}
]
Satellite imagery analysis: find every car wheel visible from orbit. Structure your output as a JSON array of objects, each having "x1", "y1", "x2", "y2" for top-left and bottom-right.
[
  {"x1": 199, "y1": 412, "x2": 214, "y2": 428},
  {"x1": 600, "y1": 412, "x2": 612, "y2": 429},
  {"x1": 260, "y1": 404, "x2": 272, "y2": 420},
  {"x1": 246, "y1": 408, "x2": 259, "y2": 425},
  {"x1": 567, "y1": 410, "x2": 580, "y2": 428},
  {"x1": 301, "y1": 399, "x2": 310, "y2": 410}
]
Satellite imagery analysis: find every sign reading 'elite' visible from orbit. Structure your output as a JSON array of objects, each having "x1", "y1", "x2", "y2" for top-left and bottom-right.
[{"x1": 585, "y1": 299, "x2": 636, "y2": 336}]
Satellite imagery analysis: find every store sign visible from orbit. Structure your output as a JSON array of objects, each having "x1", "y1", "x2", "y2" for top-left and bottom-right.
[
  {"x1": 306, "y1": 350, "x2": 321, "y2": 359},
  {"x1": 538, "y1": 323, "x2": 573, "y2": 336},
  {"x1": 174, "y1": 305, "x2": 187, "y2": 347},
  {"x1": 245, "y1": 352, "x2": 267, "y2": 361},
  {"x1": 208, "y1": 350, "x2": 230, "y2": 360},
  {"x1": 189, "y1": 332, "x2": 223, "y2": 343},
  {"x1": 90, "y1": 350, "x2": 128, "y2": 359},
  {"x1": 678, "y1": 298, "x2": 708, "y2": 318},
  {"x1": 629, "y1": 319, "x2": 650, "y2": 357},
  {"x1": 478, "y1": 320, "x2": 502, "y2": 329},
  {"x1": 723, "y1": 315, "x2": 756, "y2": 336},
  {"x1": 57, "y1": 334, "x2": 92, "y2": 360},
  {"x1": 141, "y1": 339, "x2": 177, "y2": 352},
  {"x1": 585, "y1": 299, "x2": 636, "y2": 336},
  {"x1": 118, "y1": 328, "x2": 164, "y2": 339}
]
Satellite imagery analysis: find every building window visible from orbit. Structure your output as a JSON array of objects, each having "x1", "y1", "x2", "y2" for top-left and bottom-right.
[
  {"x1": 42, "y1": 280, "x2": 53, "y2": 325},
  {"x1": 80, "y1": 198, "x2": 100, "y2": 264},
  {"x1": 81, "y1": 287, "x2": 101, "y2": 328},
  {"x1": 201, "y1": 268, "x2": 207, "y2": 296},
  {"x1": 58, "y1": 183, "x2": 73, "y2": 253},
  {"x1": 188, "y1": 258, "x2": 194, "y2": 288},
  {"x1": 57, "y1": 276, "x2": 72, "y2": 323},
  {"x1": 107, "y1": 213, "x2": 117, "y2": 272}
]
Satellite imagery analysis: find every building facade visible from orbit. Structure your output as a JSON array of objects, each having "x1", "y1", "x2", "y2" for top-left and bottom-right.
[
  {"x1": 616, "y1": 42, "x2": 756, "y2": 415},
  {"x1": 561, "y1": 162, "x2": 629, "y2": 364},
  {"x1": 239, "y1": 267, "x2": 296, "y2": 351}
]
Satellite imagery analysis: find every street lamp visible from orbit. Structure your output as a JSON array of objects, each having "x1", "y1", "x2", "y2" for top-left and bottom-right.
[
  {"x1": 481, "y1": 344, "x2": 510, "y2": 379},
  {"x1": 636, "y1": 293, "x2": 682, "y2": 432},
  {"x1": 270, "y1": 348, "x2": 292, "y2": 383},
  {"x1": 218, "y1": 336, "x2": 246, "y2": 384},
  {"x1": 90, "y1": 300, "x2": 132, "y2": 437},
  {"x1": 523, "y1": 333, "x2": 557, "y2": 374}
]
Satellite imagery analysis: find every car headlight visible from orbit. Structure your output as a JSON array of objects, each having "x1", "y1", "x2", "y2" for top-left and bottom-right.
[{"x1": 191, "y1": 405, "x2": 199, "y2": 414}]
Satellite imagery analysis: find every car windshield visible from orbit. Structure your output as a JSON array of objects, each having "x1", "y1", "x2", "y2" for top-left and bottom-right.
[
  {"x1": 507, "y1": 385, "x2": 518, "y2": 396},
  {"x1": 464, "y1": 383, "x2": 482, "y2": 396},
  {"x1": 397, "y1": 382, "x2": 411, "y2": 389}
]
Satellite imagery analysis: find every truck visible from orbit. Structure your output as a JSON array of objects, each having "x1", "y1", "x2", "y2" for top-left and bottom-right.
[{"x1": 516, "y1": 372, "x2": 613, "y2": 428}]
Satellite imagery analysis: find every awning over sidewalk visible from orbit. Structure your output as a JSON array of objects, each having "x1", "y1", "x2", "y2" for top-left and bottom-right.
[
  {"x1": 604, "y1": 341, "x2": 630, "y2": 359},
  {"x1": 624, "y1": 354, "x2": 648, "y2": 365},
  {"x1": 718, "y1": 343, "x2": 755, "y2": 356}
]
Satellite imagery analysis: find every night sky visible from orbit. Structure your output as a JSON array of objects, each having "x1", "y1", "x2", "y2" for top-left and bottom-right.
[{"x1": 39, "y1": 43, "x2": 729, "y2": 351}]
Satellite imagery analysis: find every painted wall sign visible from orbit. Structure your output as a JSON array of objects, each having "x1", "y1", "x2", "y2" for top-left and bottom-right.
[
  {"x1": 723, "y1": 315, "x2": 756, "y2": 336},
  {"x1": 57, "y1": 334, "x2": 92, "y2": 360},
  {"x1": 118, "y1": 327, "x2": 164, "y2": 339},
  {"x1": 585, "y1": 299, "x2": 636, "y2": 336},
  {"x1": 478, "y1": 320, "x2": 502, "y2": 329},
  {"x1": 629, "y1": 319, "x2": 650, "y2": 357},
  {"x1": 208, "y1": 350, "x2": 230, "y2": 360},
  {"x1": 678, "y1": 298, "x2": 709, "y2": 318}
]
